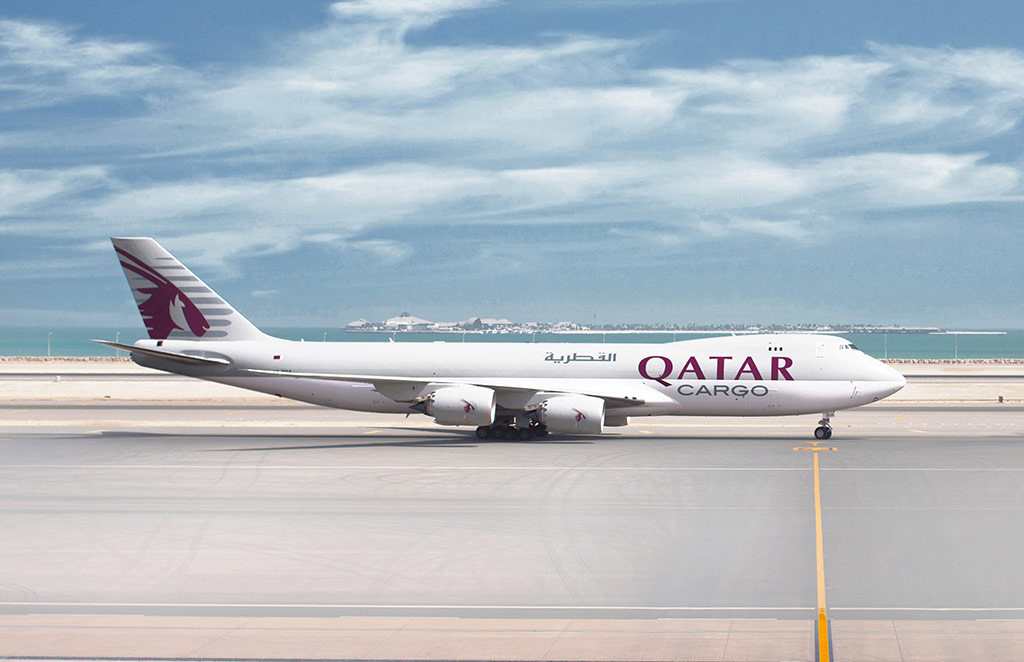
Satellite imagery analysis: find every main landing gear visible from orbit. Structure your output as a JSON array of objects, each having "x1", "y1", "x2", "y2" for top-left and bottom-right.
[
  {"x1": 475, "y1": 422, "x2": 548, "y2": 441},
  {"x1": 814, "y1": 412, "x2": 834, "y2": 440}
]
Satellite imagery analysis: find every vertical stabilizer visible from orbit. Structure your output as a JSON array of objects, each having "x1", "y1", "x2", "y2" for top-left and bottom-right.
[{"x1": 112, "y1": 237, "x2": 266, "y2": 341}]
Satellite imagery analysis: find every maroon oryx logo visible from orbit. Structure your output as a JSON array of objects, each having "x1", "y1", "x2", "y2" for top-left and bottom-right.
[
  {"x1": 461, "y1": 399, "x2": 476, "y2": 414},
  {"x1": 116, "y1": 248, "x2": 210, "y2": 340},
  {"x1": 572, "y1": 408, "x2": 586, "y2": 422}
]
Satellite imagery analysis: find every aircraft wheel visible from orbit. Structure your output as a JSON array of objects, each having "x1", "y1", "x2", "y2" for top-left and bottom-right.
[
  {"x1": 824, "y1": 427, "x2": 833, "y2": 440},
  {"x1": 501, "y1": 426, "x2": 517, "y2": 441},
  {"x1": 475, "y1": 426, "x2": 491, "y2": 439},
  {"x1": 533, "y1": 425, "x2": 549, "y2": 438},
  {"x1": 517, "y1": 427, "x2": 534, "y2": 441},
  {"x1": 814, "y1": 426, "x2": 829, "y2": 440}
]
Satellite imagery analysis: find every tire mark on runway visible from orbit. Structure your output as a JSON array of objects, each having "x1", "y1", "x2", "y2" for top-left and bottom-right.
[
  {"x1": 538, "y1": 464, "x2": 584, "y2": 603},
  {"x1": 561, "y1": 448, "x2": 643, "y2": 602},
  {"x1": 103, "y1": 503, "x2": 176, "y2": 590},
  {"x1": 169, "y1": 517, "x2": 216, "y2": 582},
  {"x1": 0, "y1": 580, "x2": 38, "y2": 602},
  {"x1": 165, "y1": 450, "x2": 240, "y2": 580}
]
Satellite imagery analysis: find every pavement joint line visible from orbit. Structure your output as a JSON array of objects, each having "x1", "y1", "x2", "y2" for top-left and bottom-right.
[
  {"x1": 822, "y1": 467, "x2": 1024, "y2": 471},
  {"x1": 0, "y1": 602, "x2": 812, "y2": 610},
  {"x1": 0, "y1": 510, "x2": 806, "y2": 516},
  {"x1": 0, "y1": 464, "x2": 812, "y2": 471},
  {"x1": 824, "y1": 506, "x2": 1024, "y2": 510},
  {"x1": 831, "y1": 610, "x2": 1024, "y2": 614}
]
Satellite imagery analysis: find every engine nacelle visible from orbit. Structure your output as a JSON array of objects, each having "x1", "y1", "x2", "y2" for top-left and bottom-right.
[
  {"x1": 423, "y1": 385, "x2": 496, "y2": 426},
  {"x1": 537, "y1": 394, "x2": 605, "y2": 434}
]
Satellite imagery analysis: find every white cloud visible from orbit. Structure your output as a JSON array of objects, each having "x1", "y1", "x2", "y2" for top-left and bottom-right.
[
  {"x1": 0, "y1": 307, "x2": 129, "y2": 326},
  {"x1": 871, "y1": 43, "x2": 1024, "y2": 95},
  {"x1": 810, "y1": 152, "x2": 1021, "y2": 207},
  {"x1": 2, "y1": 3, "x2": 1024, "y2": 269},
  {"x1": 0, "y1": 167, "x2": 108, "y2": 217},
  {"x1": 152, "y1": 229, "x2": 306, "y2": 271},
  {"x1": 654, "y1": 56, "x2": 889, "y2": 147},
  {"x1": 0, "y1": 254, "x2": 109, "y2": 281},
  {"x1": 0, "y1": 20, "x2": 186, "y2": 109},
  {"x1": 349, "y1": 239, "x2": 412, "y2": 263},
  {"x1": 329, "y1": 0, "x2": 495, "y2": 22}
]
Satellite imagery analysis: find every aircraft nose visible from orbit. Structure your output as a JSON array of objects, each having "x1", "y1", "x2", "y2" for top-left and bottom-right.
[
  {"x1": 861, "y1": 357, "x2": 906, "y2": 401},
  {"x1": 886, "y1": 363, "x2": 907, "y2": 393}
]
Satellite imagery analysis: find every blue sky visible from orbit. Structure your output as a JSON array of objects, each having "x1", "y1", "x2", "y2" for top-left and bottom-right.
[{"x1": 2, "y1": 0, "x2": 1023, "y2": 329}]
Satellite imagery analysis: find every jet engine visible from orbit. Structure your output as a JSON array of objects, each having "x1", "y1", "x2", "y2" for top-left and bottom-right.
[
  {"x1": 537, "y1": 394, "x2": 605, "y2": 434},
  {"x1": 422, "y1": 385, "x2": 496, "y2": 426}
]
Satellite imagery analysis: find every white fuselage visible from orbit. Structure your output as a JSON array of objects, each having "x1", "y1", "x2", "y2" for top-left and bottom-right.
[{"x1": 130, "y1": 333, "x2": 906, "y2": 420}]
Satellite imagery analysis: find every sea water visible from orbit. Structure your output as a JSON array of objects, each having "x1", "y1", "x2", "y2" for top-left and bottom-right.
[{"x1": 3, "y1": 327, "x2": 1024, "y2": 360}]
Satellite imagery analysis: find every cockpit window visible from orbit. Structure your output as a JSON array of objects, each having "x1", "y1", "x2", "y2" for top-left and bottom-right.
[{"x1": 838, "y1": 343, "x2": 859, "y2": 350}]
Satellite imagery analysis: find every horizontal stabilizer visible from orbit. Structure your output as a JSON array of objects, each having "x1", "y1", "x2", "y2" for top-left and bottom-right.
[{"x1": 91, "y1": 340, "x2": 231, "y2": 366}]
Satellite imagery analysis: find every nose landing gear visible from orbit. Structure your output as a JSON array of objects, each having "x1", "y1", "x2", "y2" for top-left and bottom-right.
[{"x1": 813, "y1": 412, "x2": 834, "y2": 440}]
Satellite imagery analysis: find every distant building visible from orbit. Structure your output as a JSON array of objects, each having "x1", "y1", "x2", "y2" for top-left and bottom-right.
[
  {"x1": 385, "y1": 314, "x2": 431, "y2": 330},
  {"x1": 345, "y1": 318, "x2": 371, "y2": 329}
]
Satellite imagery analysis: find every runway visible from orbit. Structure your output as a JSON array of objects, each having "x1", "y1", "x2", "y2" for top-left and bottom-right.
[{"x1": 2, "y1": 403, "x2": 1024, "y2": 660}]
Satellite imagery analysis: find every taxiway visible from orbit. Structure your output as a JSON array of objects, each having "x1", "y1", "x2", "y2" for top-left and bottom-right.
[{"x1": 1, "y1": 401, "x2": 1023, "y2": 660}]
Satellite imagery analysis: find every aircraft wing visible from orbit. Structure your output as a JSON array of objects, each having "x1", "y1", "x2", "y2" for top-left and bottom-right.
[{"x1": 242, "y1": 368, "x2": 650, "y2": 408}]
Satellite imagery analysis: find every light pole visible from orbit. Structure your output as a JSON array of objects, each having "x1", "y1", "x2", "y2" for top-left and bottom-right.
[
  {"x1": 47, "y1": 331, "x2": 52, "y2": 358},
  {"x1": 115, "y1": 331, "x2": 120, "y2": 358}
]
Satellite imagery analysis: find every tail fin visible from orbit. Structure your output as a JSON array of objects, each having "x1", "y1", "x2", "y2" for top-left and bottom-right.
[{"x1": 112, "y1": 237, "x2": 266, "y2": 341}]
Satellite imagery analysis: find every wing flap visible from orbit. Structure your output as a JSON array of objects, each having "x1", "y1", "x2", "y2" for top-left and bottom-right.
[{"x1": 241, "y1": 368, "x2": 647, "y2": 407}]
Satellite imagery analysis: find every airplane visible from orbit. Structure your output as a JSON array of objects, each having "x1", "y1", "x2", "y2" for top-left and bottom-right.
[{"x1": 95, "y1": 237, "x2": 906, "y2": 440}]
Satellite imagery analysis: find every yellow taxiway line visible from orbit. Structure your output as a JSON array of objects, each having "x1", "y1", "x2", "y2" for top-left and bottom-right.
[{"x1": 814, "y1": 452, "x2": 830, "y2": 662}]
